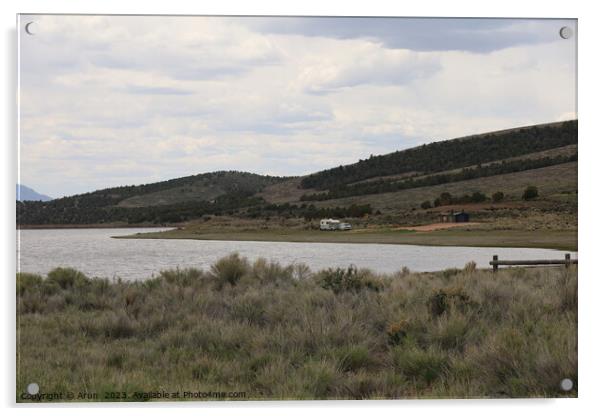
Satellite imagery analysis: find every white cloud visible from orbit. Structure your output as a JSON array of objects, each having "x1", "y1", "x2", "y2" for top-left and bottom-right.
[
  {"x1": 295, "y1": 40, "x2": 441, "y2": 94},
  {"x1": 18, "y1": 15, "x2": 577, "y2": 198}
]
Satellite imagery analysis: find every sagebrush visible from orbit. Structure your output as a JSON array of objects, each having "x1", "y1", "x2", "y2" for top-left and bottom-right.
[{"x1": 16, "y1": 255, "x2": 577, "y2": 401}]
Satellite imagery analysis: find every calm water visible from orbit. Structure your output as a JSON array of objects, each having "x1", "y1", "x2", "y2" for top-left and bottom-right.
[{"x1": 17, "y1": 228, "x2": 577, "y2": 280}]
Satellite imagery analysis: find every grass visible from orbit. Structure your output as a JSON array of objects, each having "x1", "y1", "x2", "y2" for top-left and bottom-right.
[
  {"x1": 16, "y1": 254, "x2": 577, "y2": 401},
  {"x1": 119, "y1": 227, "x2": 577, "y2": 251}
]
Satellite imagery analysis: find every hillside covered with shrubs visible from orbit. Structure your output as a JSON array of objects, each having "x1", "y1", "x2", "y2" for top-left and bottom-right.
[{"x1": 300, "y1": 120, "x2": 577, "y2": 191}]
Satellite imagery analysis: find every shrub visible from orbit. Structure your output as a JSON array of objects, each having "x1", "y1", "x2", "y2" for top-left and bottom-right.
[
  {"x1": 302, "y1": 360, "x2": 338, "y2": 398},
  {"x1": 428, "y1": 287, "x2": 473, "y2": 317},
  {"x1": 159, "y1": 267, "x2": 204, "y2": 286},
  {"x1": 210, "y1": 253, "x2": 249, "y2": 287},
  {"x1": 387, "y1": 319, "x2": 409, "y2": 346},
  {"x1": 471, "y1": 191, "x2": 487, "y2": 203},
  {"x1": 292, "y1": 263, "x2": 312, "y2": 280},
  {"x1": 40, "y1": 279, "x2": 61, "y2": 296},
  {"x1": 420, "y1": 200, "x2": 432, "y2": 209},
  {"x1": 392, "y1": 346, "x2": 449, "y2": 385},
  {"x1": 430, "y1": 315, "x2": 471, "y2": 351},
  {"x1": 441, "y1": 268, "x2": 462, "y2": 279},
  {"x1": 522, "y1": 186, "x2": 539, "y2": 200},
  {"x1": 88, "y1": 312, "x2": 138, "y2": 339},
  {"x1": 47, "y1": 267, "x2": 89, "y2": 289},
  {"x1": 463, "y1": 261, "x2": 477, "y2": 273},
  {"x1": 492, "y1": 191, "x2": 505, "y2": 202},
  {"x1": 229, "y1": 293, "x2": 268, "y2": 326},
  {"x1": 250, "y1": 258, "x2": 293, "y2": 285},
  {"x1": 336, "y1": 345, "x2": 377, "y2": 372},
  {"x1": 106, "y1": 350, "x2": 127, "y2": 369},
  {"x1": 16, "y1": 272, "x2": 43, "y2": 296},
  {"x1": 317, "y1": 265, "x2": 383, "y2": 294}
]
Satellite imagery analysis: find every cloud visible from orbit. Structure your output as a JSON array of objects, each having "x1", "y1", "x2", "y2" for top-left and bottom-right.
[
  {"x1": 18, "y1": 15, "x2": 577, "y2": 198},
  {"x1": 248, "y1": 17, "x2": 576, "y2": 53},
  {"x1": 123, "y1": 85, "x2": 194, "y2": 95},
  {"x1": 295, "y1": 42, "x2": 441, "y2": 94}
]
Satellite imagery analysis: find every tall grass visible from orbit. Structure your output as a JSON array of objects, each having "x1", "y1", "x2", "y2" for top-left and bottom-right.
[{"x1": 16, "y1": 257, "x2": 577, "y2": 401}]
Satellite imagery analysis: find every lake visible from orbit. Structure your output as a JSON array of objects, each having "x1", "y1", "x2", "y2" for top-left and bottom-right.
[{"x1": 17, "y1": 228, "x2": 577, "y2": 279}]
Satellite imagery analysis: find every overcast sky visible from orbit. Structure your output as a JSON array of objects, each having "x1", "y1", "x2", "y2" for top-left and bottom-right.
[{"x1": 19, "y1": 15, "x2": 577, "y2": 198}]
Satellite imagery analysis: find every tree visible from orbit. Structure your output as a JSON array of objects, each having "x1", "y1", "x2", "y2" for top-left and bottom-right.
[
  {"x1": 492, "y1": 191, "x2": 504, "y2": 202},
  {"x1": 470, "y1": 191, "x2": 487, "y2": 203},
  {"x1": 439, "y1": 192, "x2": 452, "y2": 205},
  {"x1": 420, "y1": 200, "x2": 432, "y2": 209},
  {"x1": 522, "y1": 186, "x2": 539, "y2": 200}
]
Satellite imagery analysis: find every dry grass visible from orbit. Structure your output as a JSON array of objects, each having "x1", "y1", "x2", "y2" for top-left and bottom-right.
[{"x1": 17, "y1": 255, "x2": 577, "y2": 401}]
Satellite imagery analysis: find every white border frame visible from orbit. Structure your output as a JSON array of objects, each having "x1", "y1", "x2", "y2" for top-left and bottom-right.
[{"x1": 2, "y1": 1, "x2": 600, "y2": 415}]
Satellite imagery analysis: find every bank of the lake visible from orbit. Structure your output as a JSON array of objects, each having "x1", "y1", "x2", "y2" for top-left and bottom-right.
[{"x1": 118, "y1": 227, "x2": 577, "y2": 252}]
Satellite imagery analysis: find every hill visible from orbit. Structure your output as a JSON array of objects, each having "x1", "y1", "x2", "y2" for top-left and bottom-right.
[
  {"x1": 16, "y1": 184, "x2": 52, "y2": 202},
  {"x1": 298, "y1": 120, "x2": 577, "y2": 199},
  {"x1": 17, "y1": 171, "x2": 285, "y2": 226},
  {"x1": 16, "y1": 120, "x2": 577, "y2": 227}
]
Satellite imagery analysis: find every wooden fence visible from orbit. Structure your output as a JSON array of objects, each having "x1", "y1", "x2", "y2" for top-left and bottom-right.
[{"x1": 489, "y1": 253, "x2": 577, "y2": 272}]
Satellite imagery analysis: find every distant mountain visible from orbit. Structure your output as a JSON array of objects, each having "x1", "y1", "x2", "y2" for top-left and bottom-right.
[{"x1": 16, "y1": 184, "x2": 52, "y2": 201}]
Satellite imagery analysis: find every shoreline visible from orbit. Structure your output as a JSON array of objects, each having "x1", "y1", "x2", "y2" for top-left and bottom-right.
[
  {"x1": 114, "y1": 227, "x2": 578, "y2": 252},
  {"x1": 17, "y1": 224, "x2": 177, "y2": 230}
]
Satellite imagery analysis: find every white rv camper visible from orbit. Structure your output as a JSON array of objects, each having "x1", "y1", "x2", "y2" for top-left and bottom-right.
[
  {"x1": 319, "y1": 219, "x2": 352, "y2": 231},
  {"x1": 319, "y1": 218, "x2": 340, "y2": 230}
]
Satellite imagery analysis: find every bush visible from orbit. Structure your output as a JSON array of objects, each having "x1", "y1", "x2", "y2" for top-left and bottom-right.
[
  {"x1": 492, "y1": 191, "x2": 505, "y2": 202},
  {"x1": 317, "y1": 265, "x2": 383, "y2": 294},
  {"x1": 302, "y1": 360, "x2": 338, "y2": 398},
  {"x1": 47, "y1": 267, "x2": 89, "y2": 289},
  {"x1": 463, "y1": 261, "x2": 477, "y2": 273},
  {"x1": 420, "y1": 200, "x2": 432, "y2": 209},
  {"x1": 392, "y1": 346, "x2": 449, "y2": 385},
  {"x1": 102, "y1": 313, "x2": 138, "y2": 339},
  {"x1": 387, "y1": 319, "x2": 409, "y2": 345},
  {"x1": 522, "y1": 186, "x2": 539, "y2": 200},
  {"x1": 471, "y1": 191, "x2": 487, "y2": 203},
  {"x1": 428, "y1": 287, "x2": 473, "y2": 317},
  {"x1": 250, "y1": 258, "x2": 293, "y2": 285},
  {"x1": 159, "y1": 267, "x2": 204, "y2": 286},
  {"x1": 336, "y1": 345, "x2": 377, "y2": 372},
  {"x1": 210, "y1": 253, "x2": 249, "y2": 287},
  {"x1": 16, "y1": 273, "x2": 43, "y2": 295}
]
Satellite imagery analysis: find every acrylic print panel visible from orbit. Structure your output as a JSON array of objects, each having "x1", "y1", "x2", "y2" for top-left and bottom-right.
[{"x1": 16, "y1": 15, "x2": 577, "y2": 402}]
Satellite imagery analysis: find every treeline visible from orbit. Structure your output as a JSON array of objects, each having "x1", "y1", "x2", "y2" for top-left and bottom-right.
[
  {"x1": 300, "y1": 153, "x2": 577, "y2": 202},
  {"x1": 17, "y1": 193, "x2": 374, "y2": 225},
  {"x1": 245, "y1": 203, "x2": 374, "y2": 221},
  {"x1": 300, "y1": 120, "x2": 577, "y2": 191},
  {"x1": 17, "y1": 192, "x2": 265, "y2": 225}
]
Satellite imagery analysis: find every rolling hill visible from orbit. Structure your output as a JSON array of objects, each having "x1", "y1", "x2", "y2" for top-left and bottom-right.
[{"x1": 17, "y1": 120, "x2": 577, "y2": 227}]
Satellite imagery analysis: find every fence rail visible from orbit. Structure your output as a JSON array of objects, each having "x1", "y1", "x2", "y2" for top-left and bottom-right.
[{"x1": 490, "y1": 253, "x2": 577, "y2": 272}]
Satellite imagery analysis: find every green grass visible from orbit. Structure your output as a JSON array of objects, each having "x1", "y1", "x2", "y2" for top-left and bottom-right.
[
  {"x1": 17, "y1": 255, "x2": 577, "y2": 401},
  {"x1": 118, "y1": 227, "x2": 577, "y2": 251}
]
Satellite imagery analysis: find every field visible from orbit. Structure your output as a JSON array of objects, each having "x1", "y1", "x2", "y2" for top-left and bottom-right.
[
  {"x1": 17, "y1": 255, "x2": 577, "y2": 401},
  {"x1": 122, "y1": 226, "x2": 577, "y2": 251}
]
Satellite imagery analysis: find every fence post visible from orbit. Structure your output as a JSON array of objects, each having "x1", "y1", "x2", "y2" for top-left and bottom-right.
[
  {"x1": 492, "y1": 255, "x2": 498, "y2": 273},
  {"x1": 565, "y1": 253, "x2": 571, "y2": 268}
]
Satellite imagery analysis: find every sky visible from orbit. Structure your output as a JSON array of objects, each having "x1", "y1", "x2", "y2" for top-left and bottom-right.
[{"x1": 18, "y1": 15, "x2": 577, "y2": 198}]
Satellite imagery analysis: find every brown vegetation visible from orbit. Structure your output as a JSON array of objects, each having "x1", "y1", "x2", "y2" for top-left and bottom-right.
[{"x1": 17, "y1": 255, "x2": 577, "y2": 401}]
